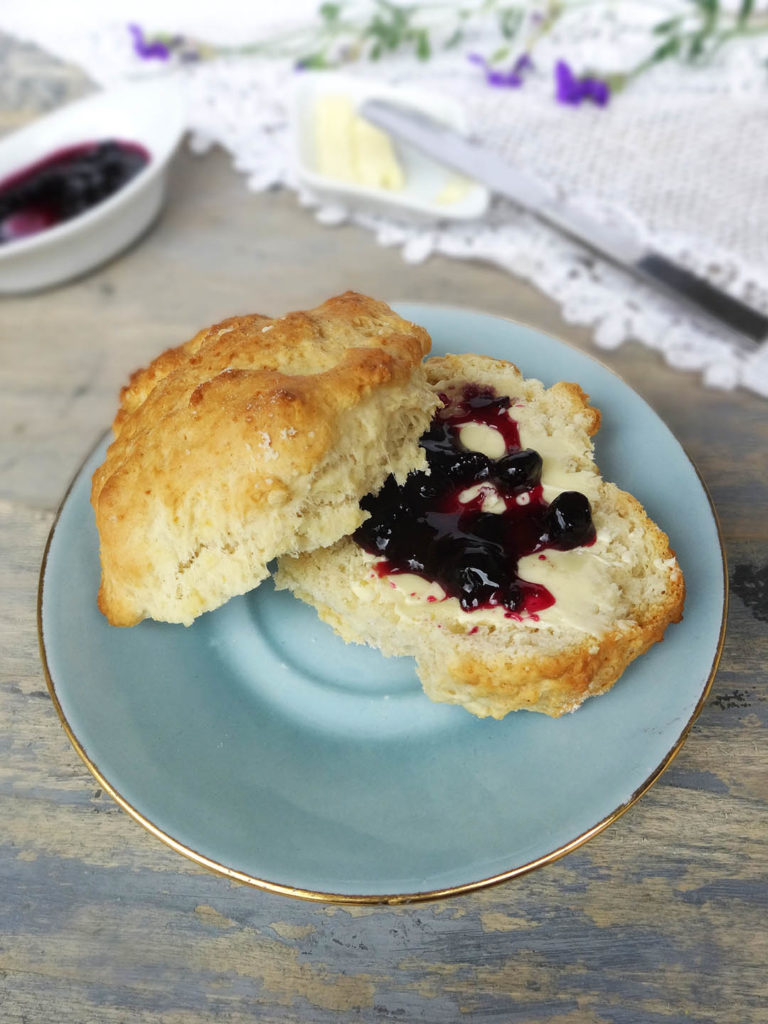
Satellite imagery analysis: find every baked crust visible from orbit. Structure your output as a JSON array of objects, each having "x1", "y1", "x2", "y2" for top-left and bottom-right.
[
  {"x1": 415, "y1": 484, "x2": 685, "y2": 717},
  {"x1": 276, "y1": 353, "x2": 685, "y2": 718},
  {"x1": 92, "y1": 292, "x2": 439, "y2": 626}
]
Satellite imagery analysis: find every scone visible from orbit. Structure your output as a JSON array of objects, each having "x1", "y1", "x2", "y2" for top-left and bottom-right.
[
  {"x1": 275, "y1": 353, "x2": 685, "y2": 718},
  {"x1": 92, "y1": 292, "x2": 440, "y2": 626}
]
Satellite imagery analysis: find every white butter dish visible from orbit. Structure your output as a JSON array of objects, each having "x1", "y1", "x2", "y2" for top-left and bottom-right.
[{"x1": 291, "y1": 72, "x2": 489, "y2": 221}]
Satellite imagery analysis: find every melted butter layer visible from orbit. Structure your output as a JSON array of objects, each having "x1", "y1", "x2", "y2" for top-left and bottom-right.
[
  {"x1": 516, "y1": 547, "x2": 621, "y2": 633},
  {"x1": 383, "y1": 573, "x2": 447, "y2": 603},
  {"x1": 510, "y1": 402, "x2": 599, "y2": 499}
]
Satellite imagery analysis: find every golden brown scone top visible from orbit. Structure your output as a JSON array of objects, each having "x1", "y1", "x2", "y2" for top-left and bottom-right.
[
  {"x1": 113, "y1": 292, "x2": 429, "y2": 436},
  {"x1": 91, "y1": 292, "x2": 434, "y2": 626}
]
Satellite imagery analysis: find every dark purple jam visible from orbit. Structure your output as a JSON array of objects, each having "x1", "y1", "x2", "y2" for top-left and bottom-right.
[
  {"x1": 0, "y1": 139, "x2": 150, "y2": 244},
  {"x1": 354, "y1": 385, "x2": 597, "y2": 616}
]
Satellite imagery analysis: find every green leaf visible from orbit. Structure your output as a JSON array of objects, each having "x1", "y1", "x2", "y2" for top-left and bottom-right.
[
  {"x1": 650, "y1": 36, "x2": 681, "y2": 63},
  {"x1": 687, "y1": 31, "x2": 708, "y2": 59},
  {"x1": 416, "y1": 28, "x2": 431, "y2": 60},
  {"x1": 490, "y1": 45, "x2": 511, "y2": 64},
  {"x1": 738, "y1": 0, "x2": 755, "y2": 24},
  {"x1": 445, "y1": 28, "x2": 464, "y2": 49},
  {"x1": 298, "y1": 52, "x2": 329, "y2": 68},
  {"x1": 498, "y1": 6, "x2": 522, "y2": 41},
  {"x1": 319, "y1": 2, "x2": 341, "y2": 23},
  {"x1": 652, "y1": 17, "x2": 681, "y2": 35},
  {"x1": 368, "y1": 15, "x2": 399, "y2": 49}
]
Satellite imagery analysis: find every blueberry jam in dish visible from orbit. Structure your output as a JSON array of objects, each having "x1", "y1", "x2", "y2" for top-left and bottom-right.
[
  {"x1": 0, "y1": 140, "x2": 149, "y2": 244},
  {"x1": 353, "y1": 385, "x2": 597, "y2": 616}
]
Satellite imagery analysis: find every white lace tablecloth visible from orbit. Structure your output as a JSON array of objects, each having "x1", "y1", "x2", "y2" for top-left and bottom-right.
[{"x1": 4, "y1": 2, "x2": 768, "y2": 396}]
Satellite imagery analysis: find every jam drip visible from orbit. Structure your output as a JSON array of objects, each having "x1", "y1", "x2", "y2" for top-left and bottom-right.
[
  {"x1": 354, "y1": 386, "x2": 596, "y2": 616},
  {"x1": 0, "y1": 140, "x2": 149, "y2": 244}
]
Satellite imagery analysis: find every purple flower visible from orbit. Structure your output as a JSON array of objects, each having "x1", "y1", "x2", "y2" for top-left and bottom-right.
[
  {"x1": 128, "y1": 23, "x2": 171, "y2": 61},
  {"x1": 469, "y1": 52, "x2": 533, "y2": 89},
  {"x1": 555, "y1": 59, "x2": 610, "y2": 107},
  {"x1": 128, "y1": 24, "x2": 201, "y2": 63}
]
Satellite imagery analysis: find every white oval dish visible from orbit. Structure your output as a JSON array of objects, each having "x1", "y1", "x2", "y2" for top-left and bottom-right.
[
  {"x1": 291, "y1": 72, "x2": 489, "y2": 221},
  {"x1": 0, "y1": 76, "x2": 186, "y2": 293}
]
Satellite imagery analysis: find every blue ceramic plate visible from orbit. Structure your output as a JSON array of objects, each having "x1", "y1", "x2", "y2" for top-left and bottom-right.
[{"x1": 39, "y1": 306, "x2": 726, "y2": 903}]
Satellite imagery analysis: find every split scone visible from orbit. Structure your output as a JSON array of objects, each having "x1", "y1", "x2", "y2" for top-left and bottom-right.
[
  {"x1": 92, "y1": 292, "x2": 440, "y2": 626},
  {"x1": 275, "y1": 353, "x2": 685, "y2": 718}
]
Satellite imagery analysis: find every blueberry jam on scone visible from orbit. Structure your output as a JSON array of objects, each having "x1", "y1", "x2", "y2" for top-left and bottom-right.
[{"x1": 354, "y1": 386, "x2": 597, "y2": 617}]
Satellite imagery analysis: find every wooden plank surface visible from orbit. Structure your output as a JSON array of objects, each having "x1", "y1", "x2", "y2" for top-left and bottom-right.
[{"x1": 1, "y1": 36, "x2": 766, "y2": 1024}]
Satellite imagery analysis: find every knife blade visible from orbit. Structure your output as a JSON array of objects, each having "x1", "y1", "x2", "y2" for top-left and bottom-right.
[{"x1": 361, "y1": 98, "x2": 767, "y2": 351}]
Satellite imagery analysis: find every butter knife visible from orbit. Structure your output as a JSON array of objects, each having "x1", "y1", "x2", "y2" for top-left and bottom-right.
[{"x1": 361, "y1": 99, "x2": 767, "y2": 351}]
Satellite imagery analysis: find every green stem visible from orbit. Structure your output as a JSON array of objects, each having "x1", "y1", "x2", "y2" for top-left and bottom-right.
[{"x1": 148, "y1": 0, "x2": 768, "y2": 79}]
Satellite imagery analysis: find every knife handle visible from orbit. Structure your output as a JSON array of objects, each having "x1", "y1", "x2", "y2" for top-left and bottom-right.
[{"x1": 636, "y1": 254, "x2": 768, "y2": 345}]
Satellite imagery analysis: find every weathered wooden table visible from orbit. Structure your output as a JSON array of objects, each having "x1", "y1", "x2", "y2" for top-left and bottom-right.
[{"x1": 2, "y1": 37, "x2": 766, "y2": 1024}]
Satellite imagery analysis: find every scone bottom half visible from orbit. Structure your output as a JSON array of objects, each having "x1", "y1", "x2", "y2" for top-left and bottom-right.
[
  {"x1": 91, "y1": 292, "x2": 440, "y2": 627},
  {"x1": 276, "y1": 353, "x2": 686, "y2": 719}
]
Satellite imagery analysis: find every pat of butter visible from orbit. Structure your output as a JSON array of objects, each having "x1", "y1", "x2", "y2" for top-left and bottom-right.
[
  {"x1": 458, "y1": 422, "x2": 506, "y2": 459},
  {"x1": 435, "y1": 175, "x2": 472, "y2": 205},
  {"x1": 314, "y1": 95, "x2": 404, "y2": 190},
  {"x1": 458, "y1": 482, "x2": 507, "y2": 514}
]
